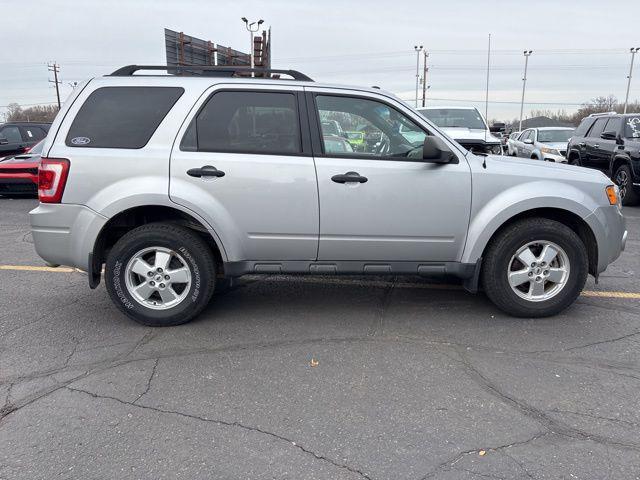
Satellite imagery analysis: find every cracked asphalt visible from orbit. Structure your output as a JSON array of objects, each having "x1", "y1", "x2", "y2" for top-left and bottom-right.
[{"x1": 1, "y1": 198, "x2": 639, "y2": 480}]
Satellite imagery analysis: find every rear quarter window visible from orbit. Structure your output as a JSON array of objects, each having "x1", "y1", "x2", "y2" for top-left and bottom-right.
[
  {"x1": 574, "y1": 117, "x2": 595, "y2": 137},
  {"x1": 65, "y1": 86, "x2": 184, "y2": 149}
]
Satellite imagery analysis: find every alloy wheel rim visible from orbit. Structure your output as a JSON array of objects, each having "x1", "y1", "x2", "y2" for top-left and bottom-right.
[
  {"x1": 507, "y1": 240, "x2": 570, "y2": 302},
  {"x1": 124, "y1": 247, "x2": 192, "y2": 310},
  {"x1": 615, "y1": 169, "x2": 628, "y2": 200}
]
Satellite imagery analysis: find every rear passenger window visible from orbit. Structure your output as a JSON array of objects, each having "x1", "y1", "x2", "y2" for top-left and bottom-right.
[
  {"x1": 181, "y1": 91, "x2": 301, "y2": 154},
  {"x1": 66, "y1": 87, "x2": 184, "y2": 149},
  {"x1": 574, "y1": 118, "x2": 594, "y2": 137}
]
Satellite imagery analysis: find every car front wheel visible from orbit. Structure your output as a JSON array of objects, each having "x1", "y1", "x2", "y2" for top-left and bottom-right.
[
  {"x1": 105, "y1": 223, "x2": 216, "y2": 326},
  {"x1": 481, "y1": 218, "x2": 588, "y2": 317}
]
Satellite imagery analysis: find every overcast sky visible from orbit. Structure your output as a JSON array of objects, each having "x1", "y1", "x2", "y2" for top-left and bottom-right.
[{"x1": 2, "y1": 0, "x2": 640, "y2": 120}]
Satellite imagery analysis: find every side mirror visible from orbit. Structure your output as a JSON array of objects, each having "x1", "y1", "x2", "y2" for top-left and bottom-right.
[
  {"x1": 523, "y1": 138, "x2": 534, "y2": 145},
  {"x1": 0, "y1": 138, "x2": 8, "y2": 145},
  {"x1": 600, "y1": 131, "x2": 617, "y2": 140},
  {"x1": 422, "y1": 136, "x2": 455, "y2": 164}
]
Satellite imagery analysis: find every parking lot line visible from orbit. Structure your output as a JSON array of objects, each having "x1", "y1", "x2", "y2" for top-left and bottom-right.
[
  {"x1": 0, "y1": 265, "x2": 77, "y2": 273},
  {"x1": 1, "y1": 264, "x2": 638, "y2": 300}
]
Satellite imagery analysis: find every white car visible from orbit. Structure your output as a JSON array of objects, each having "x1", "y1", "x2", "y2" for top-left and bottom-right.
[
  {"x1": 506, "y1": 131, "x2": 520, "y2": 156},
  {"x1": 417, "y1": 106, "x2": 503, "y2": 155},
  {"x1": 511, "y1": 127, "x2": 575, "y2": 163}
]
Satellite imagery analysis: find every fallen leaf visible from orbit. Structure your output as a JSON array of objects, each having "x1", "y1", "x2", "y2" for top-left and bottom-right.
[
  {"x1": 478, "y1": 450, "x2": 486, "y2": 456},
  {"x1": 310, "y1": 358, "x2": 319, "y2": 367}
]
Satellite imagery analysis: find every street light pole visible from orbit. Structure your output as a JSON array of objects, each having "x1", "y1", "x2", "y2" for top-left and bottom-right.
[
  {"x1": 241, "y1": 17, "x2": 264, "y2": 69},
  {"x1": 624, "y1": 47, "x2": 640, "y2": 114},
  {"x1": 414, "y1": 45, "x2": 423, "y2": 108},
  {"x1": 519, "y1": 50, "x2": 533, "y2": 132}
]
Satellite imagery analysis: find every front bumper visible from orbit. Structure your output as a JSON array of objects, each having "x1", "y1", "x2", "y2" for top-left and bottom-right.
[
  {"x1": 30, "y1": 203, "x2": 108, "y2": 271},
  {"x1": 584, "y1": 204, "x2": 626, "y2": 274},
  {"x1": 542, "y1": 153, "x2": 568, "y2": 163}
]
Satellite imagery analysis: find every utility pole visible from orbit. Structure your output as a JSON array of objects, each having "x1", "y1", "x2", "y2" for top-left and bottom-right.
[
  {"x1": 484, "y1": 34, "x2": 491, "y2": 131},
  {"x1": 624, "y1": 47, "x2": 640, "y2": 114},
  {"x1": 241, "y1": 17, "x2": 264, "y2": 69},
  {"x1": 414, "y1": 45, "x2": 423, "y2": 108},
  {"x1": 48, "y1": 62, "x2": 61, "y2": 110},
  {"x1": 519, "y1": 50, "x2": 533, "y2": 132},
  {"x1": 421, "y1": 50, "x2": 429, "y2": 107}
]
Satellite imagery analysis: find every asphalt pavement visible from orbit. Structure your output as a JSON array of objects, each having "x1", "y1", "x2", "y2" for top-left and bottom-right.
[{"x1": 1, "y1": 198, "x2": 639, "y2": 480}]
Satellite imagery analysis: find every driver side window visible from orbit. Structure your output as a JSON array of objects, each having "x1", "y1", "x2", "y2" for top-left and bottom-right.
[{"x1": 315, "y1": 95, "x2": 427, "y2": 158}]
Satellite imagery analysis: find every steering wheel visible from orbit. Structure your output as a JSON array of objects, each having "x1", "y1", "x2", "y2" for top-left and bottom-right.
[{"x1": 375, "y1": 136, "x2": 390, "y2": 155}]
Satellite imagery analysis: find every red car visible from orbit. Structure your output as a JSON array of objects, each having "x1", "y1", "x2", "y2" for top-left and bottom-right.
[{"x1": 0, "y1": 139, "x2": 44, "y2": 196}]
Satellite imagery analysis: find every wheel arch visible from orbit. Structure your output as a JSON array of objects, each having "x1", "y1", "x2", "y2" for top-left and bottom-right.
[
  {"x1": 90, "y1": 204, "x2": 228, "y2": 288},
  {"x1": 462, "y1": 190, "x2": 599, "y2": 278},
  {"x1": 610, "y1": 154, "x2": 631, "y2": 177}
]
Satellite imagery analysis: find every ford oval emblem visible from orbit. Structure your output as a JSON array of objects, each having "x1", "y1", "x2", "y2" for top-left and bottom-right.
[{"x1": 71, "y1": 136, "x2": 91, "y2": 145}]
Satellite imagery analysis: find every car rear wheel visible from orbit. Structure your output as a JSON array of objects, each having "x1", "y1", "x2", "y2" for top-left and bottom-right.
[
  {"x1": 481, "y1": 218, "x2": 588, "y2": 317},
  {"x1": 105, "y1": 223, "x2": 216, "y2": 326},
  {"x1": 614, "y1": 164, "x2": 639, "y2": 206}
]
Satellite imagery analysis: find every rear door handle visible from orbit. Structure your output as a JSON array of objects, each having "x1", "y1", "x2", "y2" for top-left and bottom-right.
[
  {"x1": 579, "y1": 142, "x2": 586, "y2": 147},
  {"x1": 331, "y1": 171, "x2": 368, "y2": 184},
  {"x1": 593, "y1": 144, "x2": 600, "y2": 148},
  {"x1": 187, "y1": 165, "x2": 225, "y2": 178}
]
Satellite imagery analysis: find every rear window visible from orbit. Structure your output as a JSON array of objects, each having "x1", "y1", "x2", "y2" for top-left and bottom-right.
[{"x1": 66, "y1": 87, "x2": 184, "y2": 149}]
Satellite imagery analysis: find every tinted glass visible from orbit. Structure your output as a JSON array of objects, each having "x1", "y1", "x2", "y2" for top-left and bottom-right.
[
  {"x1": 624, "y1": 116, "x2": 640, "y2": 138},
  {"x1": 182, "y1": 91, "x2": 301, "y2": 154},
  {"x1": 316, "y1": 95, "x2": 427, "y2": 158},
  {"x1": 520, "y1": 130, "x2": 531, "y2": 141},
  {"x1": 537, "y1": 129, "x2": 574, "y2": 143},
  {"x1": 587, "y1": 118, "x2": 607, "y2": 138},
  {"x1": 419, "y1": 108, "x2": 486, "y2": 130},
  {"x1": 574, "y1": 117, "x2": 594, "y2": 137},
  {"x1": 0, "y1": 126, "x2": 22, "y2": 143},
  {"x1": 66, "y1": 87, "x2": 184, "y2": 148},
  {"x1": 604, "y1": 117, "x2": 621, "y2": 135},
  {"x1": 22, "y1": 127, "x2": 46, "y2": 141}
]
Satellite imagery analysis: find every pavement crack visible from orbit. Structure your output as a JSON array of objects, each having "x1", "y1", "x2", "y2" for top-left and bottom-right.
[
  {"x1": 66, "y1": 386, "x2": 373, "y2": 479},
  {"x1": 368, "y1": 276, "x2": 396, "y2": 337},
  {"x1": 562, "y1": 330, "x2": 640, "y2": 352},
  {"x1": 132, "y1": 358, "x2": 158, "y2": 404},
  {"x1": 454, "y1": 348, "x2": 640, "y2": 452},
  {"x1": 548, "y1": 408, "x2": 640, "y2": 428},
  {"x1": 419, "y1": 432, "x2": 549, "y2": 479}
]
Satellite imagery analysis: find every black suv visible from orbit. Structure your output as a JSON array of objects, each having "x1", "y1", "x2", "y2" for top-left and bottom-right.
[
  {"x1": 0, "y1": 122, "x2": 51, "y2": 159},
  {"x1": 566, "y1": 112, "x2": 640, "y2": 205}
]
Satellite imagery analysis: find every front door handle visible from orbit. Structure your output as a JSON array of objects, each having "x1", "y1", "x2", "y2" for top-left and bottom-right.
[
  {"x1": 593, "y1": 144, "x2": 600, "y2": 149},
  {"x1": 331, "y1": 171, "x2": 368, "y2": 184},
  {"x1": 187, "y1": 165, "x2": 225, "y2": 178}
]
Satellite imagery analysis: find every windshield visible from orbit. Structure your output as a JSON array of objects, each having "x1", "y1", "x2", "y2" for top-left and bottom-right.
[
  {"x1": 624, "y1": 116, "x2": 640, "y2": 138},
  {"x1": 419, "y1": 108, "x2": 487, "y2": 130},
  {"x1": 537, "y1": 129, "x2": 574, "y2": 143}
]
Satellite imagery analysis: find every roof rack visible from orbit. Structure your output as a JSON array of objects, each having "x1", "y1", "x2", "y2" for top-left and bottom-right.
[
  {"x1": 588, "y1": 111, "x2": 618, "y2": 117},
  {"x1": 109, "y1": 65, "x2": 313, "y2": 81}
]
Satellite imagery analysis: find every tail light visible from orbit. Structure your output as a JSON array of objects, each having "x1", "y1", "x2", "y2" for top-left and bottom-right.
[{"x1": 38, "y1": 158, "x2": 70, "y2": 203}]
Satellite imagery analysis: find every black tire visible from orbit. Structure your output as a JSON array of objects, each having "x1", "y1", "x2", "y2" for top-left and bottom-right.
[
  {"x1": 105, "y1": 223, "x2": 216, "y2": 326},
  {"x1": 481, "y1": 218, "x2": 588, "y2": 318},
  {"x1": 568, "y1": 155, "x2": 581, "y2": 166},
  {"x1": 613, "y1": 164, "x2": 639, "y2": 206}
]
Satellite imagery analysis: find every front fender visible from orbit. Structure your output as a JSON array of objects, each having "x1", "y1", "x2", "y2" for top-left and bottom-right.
[{"x1": 461, "y1": 181, "x2": 598, "y2": 264}]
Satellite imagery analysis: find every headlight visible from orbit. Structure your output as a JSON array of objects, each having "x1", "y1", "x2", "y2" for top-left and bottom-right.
[
  {"x1": 490, "y1": 145, "x2": 502, "y2": 154},
  {"x1": 541, "y1": 147, "x2": 560, "y2": 155}
]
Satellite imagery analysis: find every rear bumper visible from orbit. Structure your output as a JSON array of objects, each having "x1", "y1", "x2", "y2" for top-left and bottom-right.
[
  {"x1": 29, "y1": 203, "x2": 108, "y2": 271},
  {"x1": 584, "y1": 204, "x2": 626, "y2": 274}
]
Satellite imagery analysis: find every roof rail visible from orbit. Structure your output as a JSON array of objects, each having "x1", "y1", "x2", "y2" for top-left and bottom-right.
[
  {"x1": 588, "y1": 111, "x2": 618, "y2": 117},
  {"x1": 109, "y1": 65, "x2": 313, "y2": 81}
]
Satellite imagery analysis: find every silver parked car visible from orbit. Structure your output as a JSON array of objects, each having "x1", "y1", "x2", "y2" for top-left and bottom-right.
[
  {"x1": 506, "y1": 131, "x2": 520, "y2": 156},
  {"x1": 511, "y1": 127, "x2": 575, "y2": 163},
  {"x1": 30, "y1": 65, "x2": 626, "y2": 326}
]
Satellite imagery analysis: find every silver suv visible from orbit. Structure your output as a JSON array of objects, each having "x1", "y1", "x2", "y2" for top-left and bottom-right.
[{"x1": 30, "y1": 65, "x2": 627, "y2": 326}]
